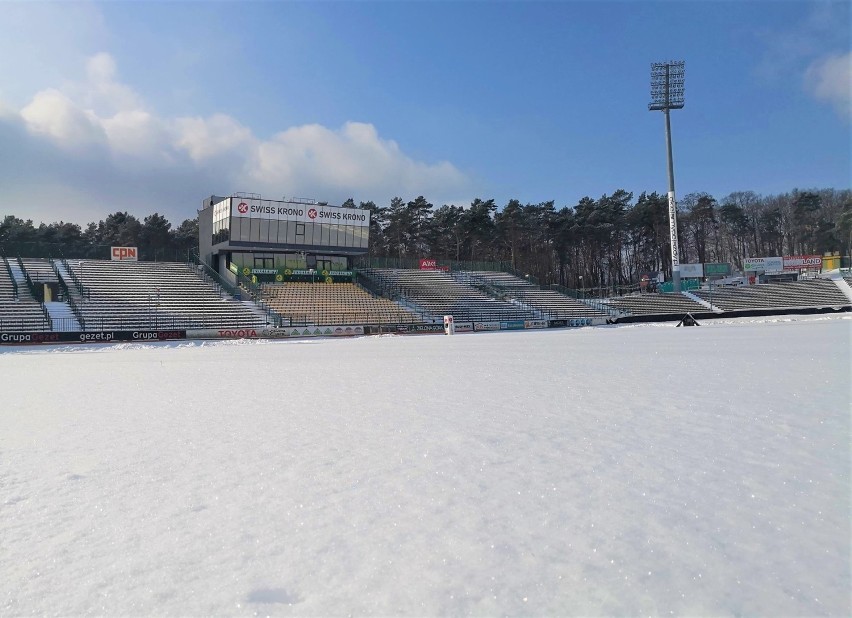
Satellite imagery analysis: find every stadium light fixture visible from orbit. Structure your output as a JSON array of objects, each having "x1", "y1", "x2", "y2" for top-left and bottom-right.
[{"x1": 649, "y1": 60, "x2": 685, "y2": 293}]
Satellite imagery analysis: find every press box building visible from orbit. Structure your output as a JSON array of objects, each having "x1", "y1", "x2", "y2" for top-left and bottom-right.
[{"x1": 199, "y1": 194, "x2": 371, "y2": 282}]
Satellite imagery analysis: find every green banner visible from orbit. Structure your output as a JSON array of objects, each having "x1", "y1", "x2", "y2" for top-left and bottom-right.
[{"x1": 703, "y1": 262, "x2": 732, "y2": 276}]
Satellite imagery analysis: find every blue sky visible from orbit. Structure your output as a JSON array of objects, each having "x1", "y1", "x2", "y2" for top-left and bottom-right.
[{"x1": 0, "y1": 1, "x2": 849, "y2": 226}]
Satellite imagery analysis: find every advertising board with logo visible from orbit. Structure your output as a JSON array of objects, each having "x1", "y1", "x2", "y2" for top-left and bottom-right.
[
  {"x1": 524, "y1": 320, "x2": 548, "y2": 329},
  {"x1": 230, "y1": 198, "x2": 370, "y2": 227},
  {"x1": 111, "y1": 246, "x2": 138, "y2": 261},
  {"x1": 744, "y1": 257, "x2": 783, "y2": 272},
  {"x1": 419, "y1": 258, "x2": 437, "y2": 270},
  {"x1": 500, "y1": 320, "x2": 526, "y2": 330},
  {"x1": 678, "y1": 263, "x2": 704, "y2": 278},
  {"x1": 474, "y1": 322, "x2": 501, "y2": 331},
  {"x1": 1, "y1": 330, "x2": 186, "y2": 345},
  {"x1": 186, "y1": 326, "x2": 365, "y2": 340},
  {"x1": 703, "y1": 262, "x2": 732, "y2": 277},
  {"x1": 783, "y1": 255, "x2": 822, "y2": 270}
]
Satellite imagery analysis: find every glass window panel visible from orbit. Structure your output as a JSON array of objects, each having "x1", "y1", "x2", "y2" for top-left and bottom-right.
[
  {"x1": 289, "y1": 223, "x2": 299, "y2": 244},
  {"x1": 347, "y1": 226, "x2": 356, "y2": 248},
  {"x1": 240, "y1": 217, "x2": 252, "y2": 241},
  {"x1": 259, "y1": 219, "x2": 269, "y2": 243},
  {"x1": 268, "y1": 219, "x2": 279, "y2": 245},
  {"x1": 320, "y1": 224, "x2": 330, "y2": 246}
]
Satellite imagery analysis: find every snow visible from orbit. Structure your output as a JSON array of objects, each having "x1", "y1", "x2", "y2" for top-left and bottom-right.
[{"x1": 1, "y1": 316, "x2": 850, "y2": 616}]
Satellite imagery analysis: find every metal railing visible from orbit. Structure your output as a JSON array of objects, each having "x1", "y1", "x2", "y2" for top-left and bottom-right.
[
  {"x1": 354, "y1": 256, "x2": 512, "y2": 272},
  {"x1": 58, "y1": 255, "x2": 88, "y2": 298},
  {"x1": 16, "y1": 256, "x2": 39, "y2": 301},
  {"x1": 273, "y1": 311, "x2": 432, "y2": 327},
  {"x1": 73, "y1": 315, "x2": 264, "y2": 331},
  {"x1": 186, "y1": 253, "x2": 280, "y2": 327},
  {"x1": 0, "y1": 316, "x2": 51, "y2": 331},
  {"x1": 0, "y1": 251, "x2": 18, "y2": 300},
  {"x1": 548, "y1": 284, "x2": 625, "y2": 317},
  {"x1": 233, "y1": 271, "x2": 287, "y2": 327}
]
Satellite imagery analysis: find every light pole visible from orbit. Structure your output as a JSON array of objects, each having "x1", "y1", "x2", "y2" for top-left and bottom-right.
[{"x1": 649, "y1": 60, "x2": 685, "y2": 293}]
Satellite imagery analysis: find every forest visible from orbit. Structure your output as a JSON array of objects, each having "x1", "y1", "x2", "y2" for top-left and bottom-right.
[{"x1": 1, "y1": 187, "x2": 849, "y2": 291}]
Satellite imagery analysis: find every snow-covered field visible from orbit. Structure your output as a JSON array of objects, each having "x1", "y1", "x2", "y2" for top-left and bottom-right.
[{"x1": 1, "y1": 316, "x2": 850, "y2": 616}]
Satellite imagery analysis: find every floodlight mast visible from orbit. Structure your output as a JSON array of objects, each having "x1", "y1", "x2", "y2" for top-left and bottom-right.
[{"x1": 649, "y1": 60, "x2": 685, "y2": 293}]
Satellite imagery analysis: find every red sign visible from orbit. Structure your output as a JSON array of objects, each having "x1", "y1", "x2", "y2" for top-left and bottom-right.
[
  {"x1": 308, "y1": 208, "x2": 318, "y2": 219},
  {"x1": 419, "y1": 258, "x2": 437, "y2": 270},
  {"x1": 111, "y1": 247, "x2": 138, "y2": 261},
  {"x1": 783, "y1": 255, "x2": 822, "y2": 270},
  {"x1": 237, "y1": 201, "x2": 249, "y2": 214}
]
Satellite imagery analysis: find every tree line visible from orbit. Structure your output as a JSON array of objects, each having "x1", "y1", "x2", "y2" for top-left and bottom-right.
[
  {"x1": 351, "y1": 187, "x2": 851, "y2": 289},
  {"x1": 1, "y1": 187, "x2": 849, "y2": 290},
  {"x1": 0, "y1": 212, "x2": 198, "y2": 263}
]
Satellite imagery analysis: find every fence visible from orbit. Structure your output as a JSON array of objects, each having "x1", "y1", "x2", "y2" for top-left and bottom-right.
[{"x1": 354, "y1": 256, "x2": 513, "y2": 272}]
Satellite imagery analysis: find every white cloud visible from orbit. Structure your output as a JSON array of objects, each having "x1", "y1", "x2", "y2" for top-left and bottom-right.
[
  {"x1": 250, "y1": 122, "x2": 469, "y2": 200},
  {"x1": 173, "y1": 114, "x2": 255, "y2": 162},
  {"x1": 20, "y1": 88, "x2": 106, "y2": 148},
  {"x1": 1, "y1": 53, "x2": 474, "y2": 224},
  {"x1": 804, "y1": 52, "x2": 852, "y2": 121}
]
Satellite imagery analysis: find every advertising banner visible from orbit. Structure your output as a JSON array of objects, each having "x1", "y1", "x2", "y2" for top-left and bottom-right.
[
  {"x1": 474, "y1": 321, "x2": 501, "y2": 331},
  {"x1": 230, "y1": 198, "x2": 370, "y2": 227},
  {"x1": 500, "y1": 320, "x2": 526, "y2": 330},
  {"x1": 703, "y1": 262, "x2": 732, "y2": 277},
  {"x1": 679, "y1": 263, "x2": 704, "y2": 278},
  {"x1": 524, "y1": 320, "x2": 548, "y2": 329},
  {"x1": 398, "y1": 324, "x2": 444, "y2": 334},
  {"x1": 744, "y1": 257, "x2": 783, "y2": 272},
  {"x1": 287, "y1": 270, "x2": 353, "y2": 277},
  {"x1": 783, "y1": 255, "x2": 822, "y2": 270},
  {"x1": 111, "y1": 247, "x2": 138, "y2": 261},
  {"x1": 545, "y1": 318, "x2": 605, "y2": 329},
  {"x1": 1, "y1": 330, "x2": 186, "y2": 345},
  {"x1": 419, "y1": 259, "x2": 437, "y2": 270},
  {"x1": 186, "y1": 326, "x2": 365, "y2": 340}
]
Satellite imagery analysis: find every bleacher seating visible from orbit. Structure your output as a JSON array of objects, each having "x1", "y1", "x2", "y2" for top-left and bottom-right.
[
  {"x1": 361, "y1": 268, "x2": 538, "y2": 321},
  {"x1": 459, "y1": 271, "x2": 612, "y2": 319},
  {"x1": 601, "y1": 292, "x2": 708, "y2": 316},
  {"x1": 20, "y1": 258, "x2": 58, "y2": 283},
  {"x1": 691, "y1": 279, "x2": 849, "y2": 312},
  {"x1": 65, "y1": 260, "x2": 267, "y2": 330},
  {"x1": 0, "y1": 258, "x2": 50, "y2": 331},
  {"x1": 4, "y1": 257, "x2": 850, "y2": 334},
  {"x1": 260, "y1": 282, "x2": 426, "y2": 325}
]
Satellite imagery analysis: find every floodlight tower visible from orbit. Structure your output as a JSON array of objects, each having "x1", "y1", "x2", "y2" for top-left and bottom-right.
[{"x1": 649, "y1": 60, "x2": 685, "y2": 292}]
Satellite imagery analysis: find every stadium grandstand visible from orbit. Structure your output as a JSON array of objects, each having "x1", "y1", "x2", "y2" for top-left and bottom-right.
[
  {"x1": 1, "y1": 255, "x2": 850, "y2": 334},
  {"x1": 1, "y1": 191, "x2": 850, "y2": 339}
]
